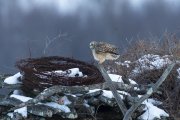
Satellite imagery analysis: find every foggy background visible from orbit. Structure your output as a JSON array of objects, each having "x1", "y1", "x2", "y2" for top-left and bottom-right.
[{"x1": 0, "y1": 0, "x2": 180, "y2": 73}]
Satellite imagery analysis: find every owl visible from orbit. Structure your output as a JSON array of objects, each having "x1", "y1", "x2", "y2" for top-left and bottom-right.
[{"x1": 89, "y1": 41, "x2": 120, "y2": 64}]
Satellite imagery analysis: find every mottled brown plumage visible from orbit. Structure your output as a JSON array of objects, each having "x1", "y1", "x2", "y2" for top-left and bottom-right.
[{"x1": 90, "y1": 41, "x2": 120, "y2": 64}]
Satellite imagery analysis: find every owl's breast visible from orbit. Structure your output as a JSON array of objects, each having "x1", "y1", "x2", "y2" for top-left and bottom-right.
[{"x1": 91, "y1": 50, "x2": 98, "y2": 60}]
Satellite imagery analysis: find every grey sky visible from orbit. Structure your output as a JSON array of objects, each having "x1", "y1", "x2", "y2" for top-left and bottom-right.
[{"x1": 0, "y1": 0, "x2": 180, "y2": 73}]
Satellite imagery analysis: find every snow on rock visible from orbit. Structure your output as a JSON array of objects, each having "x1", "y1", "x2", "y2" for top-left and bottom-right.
[
  {"x1": 139, "y1": 99, "x2": 169, "y2": 120},
  {"x1": 116, "y1": 60, "x2": 131, "y2": 68},
  {"x1": 177, "y1": 68, "x2": 180, "y2": 79},
  {"x1": 102, "y1": 90, "x2": 114, "y2": 99},
  {"x1": 146, "y1": 98, "x2": 163, "y2": 106},
  {"x1": 102, "y1": 90, "x2": 129, "y2": 99},
  {"x1": 7, "y1": 113, "x2": 14, "y2": 118},
  {"x1": 13, "y1": 90, "x2": 21, "y2": 95},
  {"x1": 7, "y1": 107, "x2": 28, "y2": 118},
  {"x1": 88, "y1": 89, "x2": 101, "y2": 94},
  {"x1": 10, "y1": 94, "x2": 32, "y2": 102},
  {"x1": 88, "y1": 89, "x2": 130, "y2": 99},
  {"x1": 108, "y1": 73, "x2": 138, "y2": 85},
  {"x1": 8, "y1": 94, "x2": 31, "y2": 118},
  {"x1": 118, "y1": 91, "x2": 130, "y2": 96},
  {"x1": 44, "y1": 102, "x2": 71, "y2": 113},
  {"x1": 14, "y1": 107, "x2": 28, "y2": 118},
  {"x1": 132, "y1": 54, "x2": 171, "y2": 74},
  {"x1": 4, "y1": 72, "x2": 22, "y2": 84},
  {"x1": 129, "y1": 78, "x2": 137, "y2": 85},
  {"x1": 12, "y1": 90, "x2": 24, "y2": 95},
  {"x1": 9, "y1": 95, "x2": 70, "y2": 115},
  {"x1": 108, "y1": 74, "x2": 123, "y2": 82}
]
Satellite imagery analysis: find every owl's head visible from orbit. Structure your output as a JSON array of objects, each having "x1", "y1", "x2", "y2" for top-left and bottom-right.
[{"x1": 89, "y1": 41, "x2": 97, "y2": 49}]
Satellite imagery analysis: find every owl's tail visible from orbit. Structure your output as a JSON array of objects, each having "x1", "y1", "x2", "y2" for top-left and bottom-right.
[{"x1": 106, "y1": 53, "x2": 120, "y2": 60}]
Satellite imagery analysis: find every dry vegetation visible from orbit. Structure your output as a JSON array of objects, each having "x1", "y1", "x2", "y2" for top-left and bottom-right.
[
  {"x1": 104, "y1": 33, "x2": 180, "y2": 119},
  {"x1": 122, "y1": 33, "x2": 180, "y2": 62}
]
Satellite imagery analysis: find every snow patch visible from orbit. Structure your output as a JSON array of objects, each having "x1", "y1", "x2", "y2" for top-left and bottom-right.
[
  {"x1": 139, "y1": 99, "x2": 169, "y2": 120},
  {"x1": 7, "y1": 113, "x2": 14, "y2": 118},
  {"x1": 14, "y1": 107, "x2": 28, "y2": 118},
  {"x1": 129, "y1": 79, "x2": 137, "y2": 84},
  {"x1": 88, "y1": 89, "x2": 101, "y2": 94},
  {"x1": 132, "y1": 54, "x2": 171, "y2": 74},
  {"x1": 177, "y1": 68, "x2": 180, "y2": 79},
  {"x1": 7, "y1": 94, "x2": 32, "y2": 118},
  {"x1": 146, "y1": 99, "x2": 163, "y2": 106},
  {"x1": 102, "y1": 90, "x2": 129, "y2": 99},
  {"x1": 44, "y1": 102, "x2": 70, "y2": 113},
  {"x1": 108, "y1": 74, "x2": 138, "y2": 85},
  {"x1": 10, "y1": 94, "x2": 32, "y2": 102},
  {"x1": 102, "y1": 90, "x2": 114, "y2": 99},
  {"x1": 108, "y1": 74, "x2": 123, "y2": 82},
  {"x1": 4, "y1": 72, "x2": 22, "y2": 84},
  {"x1": 13, "y1": 90, "x2": 24, "y2": 95},
  {"x1": 8, "y1": 107, "x2": 28, "y2": 118},
  {"x1": 116, "y1": 60, "x2": 131, "y2": 68}
]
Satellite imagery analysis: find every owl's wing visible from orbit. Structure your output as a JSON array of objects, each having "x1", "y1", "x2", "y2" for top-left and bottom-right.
[{"x1": 96, "y1": 42, "x2": 119, "y2": 54}]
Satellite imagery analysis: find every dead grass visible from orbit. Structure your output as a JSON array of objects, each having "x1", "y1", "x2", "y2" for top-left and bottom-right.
[{"x1": 120, "y1": 32, "x2": 180, "y2": 62}]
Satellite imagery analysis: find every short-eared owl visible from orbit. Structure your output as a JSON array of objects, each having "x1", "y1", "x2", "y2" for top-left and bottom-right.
[{"x1": 90, "y1": 41, "x2": 120, "y2": 64}]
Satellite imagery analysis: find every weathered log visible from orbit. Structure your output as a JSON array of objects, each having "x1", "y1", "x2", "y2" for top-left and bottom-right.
[
  {"x1": 9, "y1": 85, "x2": 89, "y2": 112},
  {"x1": 0, "y1": 97, "x2": 22, "y2": 106},
  {"x1": 28, "y1": 104, "x2": 78, "y2": 119},
  {"x1": 27, "y1": 104, "x2": 56, "y2": 117},
  {"x1": 84, "y1": 90, "x2": 103, "y2": 98}
]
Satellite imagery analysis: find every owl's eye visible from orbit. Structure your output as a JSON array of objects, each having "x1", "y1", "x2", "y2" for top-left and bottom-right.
[{"x1": 90, "y1": 42, "x2": 94, "y2": 46}]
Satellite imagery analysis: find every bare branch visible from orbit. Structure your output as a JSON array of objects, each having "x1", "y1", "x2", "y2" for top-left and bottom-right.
[
  {"x1": 96, "y1": 63, "x2": 131, "y2": 119},
  {"x1": 43, "y1": 32, "x2": 68, "y2": 55}
]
